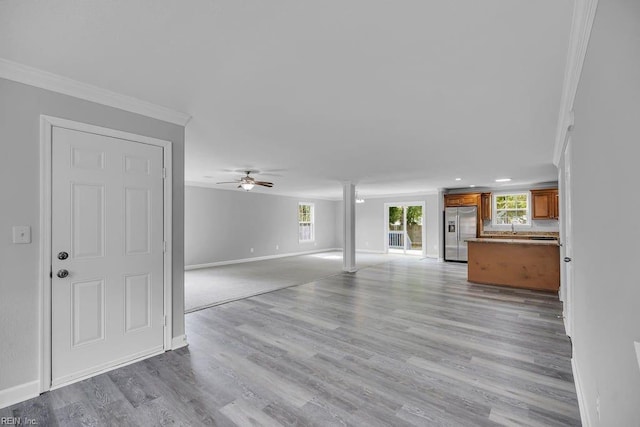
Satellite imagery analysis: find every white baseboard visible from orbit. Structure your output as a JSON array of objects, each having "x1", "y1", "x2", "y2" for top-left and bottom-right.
[
  {"x1": 357, "y1": 249, "x2": 438, "y2": 257},
  {"x1": 572, "y1": 357, "x2": 591, "y2": 426},
  {"x1": 0, "y1": 380, "x2": 40, "y2": 409},
  {"x1": 171, "y1": 334, "x2": 188, "y2": 350},
  {"x1": 185, "y1": 248, "x2": 341, "y2": 270},
  {"x1": 0, "y1": 336, "x2": 188, "y2": 409}
]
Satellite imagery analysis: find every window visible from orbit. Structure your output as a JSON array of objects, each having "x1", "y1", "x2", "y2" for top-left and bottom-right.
[
  {"x1": 493, "y1": 193, "x2": 530, "y2": 225},
  {"x1": 298, "y1": 203, "x2": 314, "y2": 242}
]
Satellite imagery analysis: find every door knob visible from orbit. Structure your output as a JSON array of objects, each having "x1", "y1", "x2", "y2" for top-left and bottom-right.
[
  {"x1": 57, "y1": 251, "x2": 69, "y2": 260},
  {"x1": 563, "y1": 257, "x2": 572, "y2": 263},
  {"x1": 56, "y1": 269, "x2": 69, "y2": 278}
]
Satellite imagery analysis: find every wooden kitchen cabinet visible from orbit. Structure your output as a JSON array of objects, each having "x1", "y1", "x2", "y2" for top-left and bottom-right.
[
  {"x1": 468, "y1": 239, "x2": 560, "y2": 291},
  {"x1": 480, "y1": 193, "x2": 492, "y2": 220},
  {"x1": 531, "y1": 189, "x2": 559, "y2": 219},
  {"x1": 444, "y1": 193, "x2": 479, "y2": 207}
]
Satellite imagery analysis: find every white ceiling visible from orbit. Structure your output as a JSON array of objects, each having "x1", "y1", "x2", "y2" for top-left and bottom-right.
[{"x1": 0, "y1": 0, "x2": 573, "y2": 199}]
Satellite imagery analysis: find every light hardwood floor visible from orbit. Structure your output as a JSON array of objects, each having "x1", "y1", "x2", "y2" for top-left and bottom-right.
[{"x1": 1, "y1": 258, "x2": 580, "y2": 426}]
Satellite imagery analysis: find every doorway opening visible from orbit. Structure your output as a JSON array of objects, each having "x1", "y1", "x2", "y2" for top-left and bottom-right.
[{"x1": 384, "y1": 202, "x2": 426, "y2": 256}]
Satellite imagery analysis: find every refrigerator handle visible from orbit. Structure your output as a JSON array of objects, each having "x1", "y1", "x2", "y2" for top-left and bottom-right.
[{"x1": 457, "y1": 214, "x2": 460, "y2": 241}]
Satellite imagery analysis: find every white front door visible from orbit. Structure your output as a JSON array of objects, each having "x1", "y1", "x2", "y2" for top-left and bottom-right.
[
  {"x1": 561, "y1": 138, "x2": 575, "y2": 337},
  {"x1": 51, "y1": 126, "x2": 165, "y2": 386}
]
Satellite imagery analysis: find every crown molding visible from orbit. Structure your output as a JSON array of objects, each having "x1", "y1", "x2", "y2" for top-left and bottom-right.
[
  {"x1": 358, "y1": 190, "x2": 439, "y2": 200},
  {"x1": 552, "y1": 0, "x2": 599, "y2": 166},
  {"x1": 0, "y1": 58, "x2": 191, "y2": 126},
  {"x1": 184, "y1": 181, "x2": 341, "y2": 201}
]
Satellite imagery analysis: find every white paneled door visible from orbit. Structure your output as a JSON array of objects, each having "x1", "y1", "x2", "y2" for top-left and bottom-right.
[{"x1": 51, "y1": 126, "x2": 165, "y2": 386}]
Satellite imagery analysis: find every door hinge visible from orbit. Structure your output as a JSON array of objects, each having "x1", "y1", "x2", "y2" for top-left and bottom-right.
[
  {"x1": 163, "y1": 315, "x2": 167, "y2": 326},
  {"x1": 163, "y1": 241, "x2": 167, "y2": 253},
  {"x1": 162, "y1": 168, "x2": 167, "y2": 179}
]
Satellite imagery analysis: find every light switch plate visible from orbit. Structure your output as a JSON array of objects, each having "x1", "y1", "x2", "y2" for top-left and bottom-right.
[{"x1": 12, "y1": 226, "x2": 31, "y2": 244}]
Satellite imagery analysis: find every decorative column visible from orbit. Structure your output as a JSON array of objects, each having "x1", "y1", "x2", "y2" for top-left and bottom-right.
[
  {"x1": 437, "y1": 188, "x2": 445, "y2": 262},
  {"x1": 342, "y1": 181, "x2": 357, "y2": 272}
]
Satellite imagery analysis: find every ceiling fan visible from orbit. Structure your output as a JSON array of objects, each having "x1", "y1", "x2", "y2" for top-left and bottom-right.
[{"x1": 216, "y1": 170, "x2": 274, "y2": 191}]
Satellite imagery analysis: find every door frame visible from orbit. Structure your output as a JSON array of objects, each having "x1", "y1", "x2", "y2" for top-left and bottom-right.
[
  {"x1": 38, "y1": 115, "x2": 173, "y2": 392},
  {"x1": 383, "y1": 201, "x2": 427, "y2": 257}
]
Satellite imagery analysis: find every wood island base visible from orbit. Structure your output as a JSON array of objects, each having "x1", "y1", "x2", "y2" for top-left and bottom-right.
[{"x1": 467, "y1": 239, "x2": 560, "y2": 292}]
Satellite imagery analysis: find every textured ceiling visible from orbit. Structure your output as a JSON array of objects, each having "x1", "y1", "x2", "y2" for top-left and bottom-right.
[{"x1": 0, "y1": 0, "x2": 573, "y2": 199}]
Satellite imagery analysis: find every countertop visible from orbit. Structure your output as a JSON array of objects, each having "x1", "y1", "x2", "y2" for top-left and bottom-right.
[
  {"x1": 479, "y1": 234, "x2": 558, "y2": 238},
  {"x1": 467, "y1": 238, "x2": 559, "y2": 246}
]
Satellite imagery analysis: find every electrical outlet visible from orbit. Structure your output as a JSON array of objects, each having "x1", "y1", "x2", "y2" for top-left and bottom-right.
[
  {"x1": 12, "y1": 226, "x2": 31, "y2": 244},
  {"x1": 275, "y1": 245, "x2": 279, "y2": 250},
  {"x1": 250, "y1": 248, "x2": 254, "y2": 253}
]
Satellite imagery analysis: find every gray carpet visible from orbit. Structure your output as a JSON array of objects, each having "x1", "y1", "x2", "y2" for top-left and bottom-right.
[{"x1": 184, "y1": 251, "x2": 411, "y2": 313}]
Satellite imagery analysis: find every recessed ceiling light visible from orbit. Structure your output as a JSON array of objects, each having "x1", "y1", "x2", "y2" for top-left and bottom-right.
[
  {"x1": 495, "y1": 178, "x2": 512, "y2": 182},
  {"x1": 469, "y1": 184, "x2": 476, "y2": 188},
  {"x1": 455, "y1": 178, "x2": 462, "y2": 181}
]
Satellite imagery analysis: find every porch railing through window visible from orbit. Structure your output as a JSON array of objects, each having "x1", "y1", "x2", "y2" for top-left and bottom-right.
[{"x1": 388, "y1": 231, "x2": 412, "y2": 250}]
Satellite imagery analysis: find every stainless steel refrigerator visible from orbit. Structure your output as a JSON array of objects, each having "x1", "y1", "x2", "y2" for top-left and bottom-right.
[{"x1": 445, "y1": 206, "x2": 477, "y2": 262}]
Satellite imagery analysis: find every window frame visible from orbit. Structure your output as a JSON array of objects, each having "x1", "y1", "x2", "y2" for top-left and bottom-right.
[
  {"x1": 491, "y1": 192, "x2": 531, "y2": 227},
  {"x1": 298, "y1": 202, "x2": 315, "y2": 242}
]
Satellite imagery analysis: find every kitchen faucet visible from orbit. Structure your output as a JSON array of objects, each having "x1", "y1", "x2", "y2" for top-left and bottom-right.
[{"x1": 511, "y1": 222, "x2": 516, "y2": 234}]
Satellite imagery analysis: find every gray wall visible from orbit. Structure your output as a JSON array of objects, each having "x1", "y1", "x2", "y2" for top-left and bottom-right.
[
  {"x1": 0, "y1": 79, "x2": 185, "y2": 394},
  {"x1": 569, "y1": 0, "x2": 640, "y2": 424},
  {"x1": 335, "y1": 193, "x2": 440, "y2": 258},
  {"x1": 185, "y1": 185, "x2": 339, "y2": 266}
]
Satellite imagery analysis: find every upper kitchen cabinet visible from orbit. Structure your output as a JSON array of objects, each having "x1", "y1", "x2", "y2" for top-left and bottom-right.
[
  {"x1": 444, "y1": 193, "x2": 479, "y2": 207},
  {"x1": 531, "y1": 189, "x2": 559, "y2": 220},
  {"x1": 480, "y1": 193, "x2": 492, "y2": 220}
]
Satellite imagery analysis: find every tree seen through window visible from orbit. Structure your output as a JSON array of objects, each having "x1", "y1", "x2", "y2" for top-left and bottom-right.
[{"x1": 494, "y1": 193, "x2": 529, "y2": 225}]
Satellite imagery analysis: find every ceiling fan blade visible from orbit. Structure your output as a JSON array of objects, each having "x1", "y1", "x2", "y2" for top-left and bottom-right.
[
  {"x1": 216, "y1": 181, "x2": 240, "y2": 184},
  {"x1": 255, "y1": 181, "x2": 274, "y2": 187}
]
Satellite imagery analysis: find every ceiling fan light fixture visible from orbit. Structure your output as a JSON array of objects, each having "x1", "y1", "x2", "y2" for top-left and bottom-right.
[{"x1": 217, "y1": 170, "x2": 273, "y2": 190}]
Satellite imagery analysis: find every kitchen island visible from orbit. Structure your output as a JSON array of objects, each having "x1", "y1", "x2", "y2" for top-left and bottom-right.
[{"x1": 466, "y1": 238, "x2": 560, "y2": 292}]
